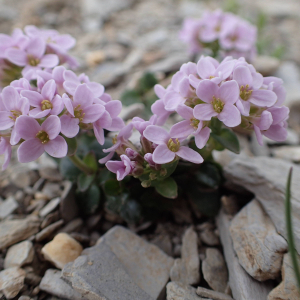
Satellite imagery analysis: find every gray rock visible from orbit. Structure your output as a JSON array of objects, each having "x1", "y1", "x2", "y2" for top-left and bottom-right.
[
  {"x1": 97, "y1": 225, "x2": 174, "y2": 299},
  {"x1": 0, "y1": 267, "x2": 26, "y2": 299},
  {"x1": 0, "y1": 197, "x2": 19, "y2": 219},
  {"x1": 230, "y1": 199, "x2": 287, "y2": 281},
  {"x1": 224, "y1": 156, "x2": 300, "y2": 254},
  {"x1": 39, "y1": 269, "x2": 86, "y2": 300},
  {"x1": 166, "y1": 282, "x2": 204, "y2": 300},
  {"x1": 199, "y1": 229, "x2": 220, "y2": 246},
  {"x1": 35, "y1": 220, "x2": 64, "y2": 242},
  {"x1": 39, "y1": 167, "x2": 63, "y2": 182},
  {"x1": 4, "y1": 241, "x2": 34, "y2": 269},
  {"x1": 0, "y1": 216, "x2": 40, "y2": 250},
  {"x1": 170, "y1": 227, "x2": 200, "y2": 285},
  {"x1": 119, "y1": 103, "x2": 145, "y2": 121},
  {"x1": 272, "y1": 146, "x2": 300, "y2": 162},
  {"x1": 253, "y1": 55, "x2": 280, "y2": 76},
  {"x1": 202, "y1": 248, "x2": 228, "y2": 292},
  {"x1": 39, "y1": 197, "x2": 60, "y2": 218},
  {"x1": 62, "y1": 242, "x2": 154, "y2": 300},
  {"x1": 41, "y1": 183, "x2": 61, "y2": 200},
  {"x1": 196, "y1": 287, "x2": 233, "y2": 300},
  {"x1": 268, "y1": 253, "x2": 300, "y2": 300},
  {"x1": 216, "y1": 209, "x2": 274, "y2": 300},
  {"x1": 59, "y1": 218, "x2": 83, "y2": 233}
]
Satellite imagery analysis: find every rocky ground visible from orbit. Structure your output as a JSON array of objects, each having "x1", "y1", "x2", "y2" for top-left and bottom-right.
[{"x1": 1, "y1": 0, "x2": 300, "y2": 299}]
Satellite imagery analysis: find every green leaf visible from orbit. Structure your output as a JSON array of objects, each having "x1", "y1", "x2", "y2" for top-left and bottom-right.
[
  {"x1": 120, "y1": 199, "x2": 142, "y2": 223},
  {"x1": 137, "y1": 72, "x2": 158, "y2": 94},
  {"x1": 77, "y1": 173, "x2": 95, "y2": 192},
  {"x1": 104, "y1": 179, "x2": 122, "y2": 196},
  {"x1": 83, "y1": 152, "x2": 98, "y2": 172},
  {"x1": 195, "y1": 163, "x2": 222, "y2": 189},
  {"x1": 210, "y1": 118, "x2": 223, "y2": 135},
  {"x1": 156, "y1": 160, "x2": 179, "y2": 180},
  {"x1": 64, "y1": 136, "x2": 77, "y2": 156},
  {"x1": 59, "y1": 157, "x2": 81, "y2": 181},
  {"x1": 153, "y1": 177, "x2": 178, "y2": 199},
  {"x1": 211, "y1": 128, "x2": 240, "y2": 154},
  {"x1": 121, "y1": 89, "x2": 141, "y2": 106},
  {"x1": 77, "y1": 184, "x2": 101, "y2": 215},
  {"x1": 98, "y1": 168, "x2": 116, "y2": 184}
]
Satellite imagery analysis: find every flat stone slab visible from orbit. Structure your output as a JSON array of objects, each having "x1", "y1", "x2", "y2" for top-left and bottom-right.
[{"x1": 166, "y1": 282, "x2": 206, "y2": 300}]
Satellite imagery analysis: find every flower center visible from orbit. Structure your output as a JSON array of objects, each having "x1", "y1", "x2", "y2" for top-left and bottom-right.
[
  {"x1": 209, "y1": 76, "x2": 215, "y2": 79},
  {"x1": 74, "y1": 105, "x2": 85, "y2": 122},
  {"x1": 36, "y1": 131, "x2": 49, "y2": 144},
  {"x1": 167, "y1": 138, "x2": 180, "y2": 152},
  {"x1": 112, "y1": 135, "x2": 118, "y2": 144},
  {"x1": 27, "y1": 55, "x2": 40, "y2": 67},
  {"x1": 190, "y1": 118, "x2": 200, "y2": 129},
  {"x1": 212, "y1": 96, "x2": 224, "y2": 113},
  {"x1": 240, "y1": 85, "x2": 253, "y2": 101},
  {"x1": 41, "y1": 100, "x2": 53, "y2": 111},
  {"x1": 230, "y1": 35, "x2": 238, "y2": 42},
  {"x1": 9, "y1": 110, "x2": 22, "y2": 121}
]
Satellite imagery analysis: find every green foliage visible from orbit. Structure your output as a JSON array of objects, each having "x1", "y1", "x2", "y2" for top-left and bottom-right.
[
  {"x1": 64, "y1": 136, "x2": 77, "y2": 156},
  {"x1": 211, "y1": 128, "x2": 240, "y2": 154},
  {"x1": 152, "y1": 177, "x2": 178, "y2": 199},
  {"x1": 77, "y1": 184, "x2": 101, "y2": 215},
  {"x1": 195, "y1": 162, "x2": 222, "y2": 189},
  {"x1": 223, "y1": 0, "x2": 240, "y2": 14},
  {"x1": 77, "y1": 173, "x2": 95, "y2": 192}
]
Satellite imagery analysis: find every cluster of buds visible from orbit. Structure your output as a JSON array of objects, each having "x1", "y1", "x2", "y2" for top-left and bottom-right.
[
  {"x1": 104, "y1": 55, "x2": 289, "y2": 184},
  {"x1": 0, "y1": 26, "x2": 78, "y2": 88},
  {"x1": 179, "y1": 9, "x2": 257, "y2": 61}
]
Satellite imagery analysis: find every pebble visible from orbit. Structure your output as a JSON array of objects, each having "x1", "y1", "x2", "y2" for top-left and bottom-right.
[
  {"x1": 150, "y1": 234, "x2": 173, "y2": 256},
  {"x1": 10, "y1": 170, "x2": 38, "y2": 189},
  {"x1": 4, "y1": 241, "x2": 34, "y2": 269},
  {"x1": 70, "y1": 233, "x2": 90, "y2": 244},
  {"x1": 220, "y1": 195, "x2": 240, "y2": 215},
  {"x1": 272, "y1": 146, "x2": 300, "y2": 162},
  {"x1": 199, "y1": 229, "x2": 220, "y2": 246},
  {"x1": 36, "y1": 220, "x2": 64, "y2": 242},
  {"x1": 196, "y1": 287, "x2": 233, "y2": 300},
  {"x1": 41, "y1": 211, "x2": 60, "y2": 229},
  {"x1": 0, "y1": 196, "x2": 19, "y2": 219},
  {"x1": 24, "y1": 272, "x2": 42, "y2": 286},
  {"x1": 39, "y1": 167, "x2": 63, "y2": 182},
  {"x1": 0, "y1": 267, "x2": 26, "y2": 299},
  {"x1": 59, "y1": 218, "x2": 83, "y2": 233},
  {"x1": 41, "y1": 183, "x2": 61, "y2": 200},
  {"x1": 202, "y1": 248, "x2": 228, "y2": 292},
  {"x1": 39, "y1": 197, "x2": 61, "y2": 218},
  {"x1": 253, "y1": 55, "x2": 280, "y2": 76},
  {"x1": 18, "y1": 296, "x2": 32, "y2": 300},
  {"x1": 119, "y1": 103, "x2": 145, "y2": 121},
  {"x1": 41, "y1": 233, "x2": 83, "y2": 269},
  {"x1": 166, "y1": 282, "x2": 201, "y2": 300}
]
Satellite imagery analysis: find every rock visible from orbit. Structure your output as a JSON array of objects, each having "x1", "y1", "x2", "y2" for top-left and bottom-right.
[
  {"x1": 60, "y1": 181, "x2": 79, "y2": 222},
  {"x1": 97, "y1": 225, "x2": 174, "y2": 299},
  {"x1": 0, "y1": 216, "x2": 40, "y2": 250},
  {"x1": 216, "y1": 208, "x2": 274, "y2": 300},
  {"x1": 170, "y1": 227, "x2": 200, "y2": 285},
  {"x1": 39, "y1": 197, "x2": 60, "y2": 218},
  {"x1": 41, "y1": 233, "x2": 83, "y2": 269},
  {"x1": 272, "y1": 146, "x2": 300, "y2": 162},
  {"x1": 25, "y1": 272, "x2": 42, "y2": 286},
  {"x1": 0, "y1": 267, "x2": 26, "y2": 299},
  {"x1": 268, "y1": 253, "x2": 300, "y2": 300},
  {"x1": 230, "y1": 199, "x2": 287, "y2": 281},
  {"x1": 166, "y1": 282, "x2": 202, "y2": 300},
  {"x1": 86, "y1": 50, "x2": 106, "y2": 67},
  {"x1": 10, "y1": 170, "x2": 38, "y2": 189},
  {"x1": 224, "y1": 156, "x2": 300, "y2": 254},
  {"x1": 4, "y1": 241, "x2": 34, "y2": 269},
  {"x1": 41, "y1": 182, "x2": 61, "y2": 200},
  {"x1": 18, "y1": 296, "x2": 32, "y2": 300},
  {"x1": 0, "y1": 196, "x2": 19, "y2": 219},
  {"x1": 150, "y1": 234, "x2": 173, "y2": 257},
  {"x1": 220, "y1": 195, "x2": 240, "y2": 215},
  {"x1": 196, "y1": 287, "x2": 233, "y2": 300},
  {"x1": 59, "y1": 218, "x2": 83, "y2": 233},
  {"x1": 35, "y1": 219, "x2": 64, "y2": 242},
  {"x1": 119, "y1": 103, "x2": 145, "y2": 121},
  {"x1": 199, "y1": 229, "x2": 220, "y2": 246},
  {"x1": 62, "y1": 242, "x2": 153, "y2": 300},
  {"x1": 253, "y1": 55, "x2": 280, "y2": 76},
  {"x1": 39, "y1": 167, "x2": 63, "y2": 182},
  {"x1": 39, "y1": 269, "x2": 85, "y2": 300},
  {"x1": 202, "y1": 248, "x2": 228, "y2": 292}
]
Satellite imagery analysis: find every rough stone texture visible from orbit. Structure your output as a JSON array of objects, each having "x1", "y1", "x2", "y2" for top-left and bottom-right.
[
  {"x1": 216, "y1": 209, "x2": 273, "y2": 300},
  {"x1": 268, "y1": 253, "x2": 300, "y2": 300},
  {"x1": 224, "y1": 156, "x2": 300, "y2": 254},
  {"x1": 166, "y1": 282, "x2": 205, "y2": 300},
  {"x1": 230, "y1": 199, "x2": 287, "y2": 281},
  {"x1": 0, "y1": 197, "x2": 19, "y2": 219},
  {"x1": 97, "y1": 225, "x2": 174, "y2": 300},
  {"x1": 62, "y1": 242, "x2": 154, "y2": 300},
  {"x1": 202, "y1": 248, "x2": 228, "y2": 292},
  {"x1": 35, "y1": 219, "x2": 64, "y2": 242},
  {"x1": 41, "y1": 233, "x2": 83, "y2": 269},
  {"x1": 39, "y1": 269, "x2": 86, "y2": 300},
  {"x1": 253, "y1": 55, "x2": 280, "y2": 76},
  {"x1": 0, "y1": 267, "x2": 26, "y2": 299},
  {"x1": 272, "y1": 146, "x2": 300, "y2": 162},
  {"x1": 0, "y1": 216, "x2": 40, "y2": 250},
  {"x1": 170, "y1": 227, "x2": 200, "y2": 285},
  {"x1": 39, "y1": 197, "x2": 60, "y2": 218},
  {"x1": 4, "y1": 241, "x2": 34, "y2": 269},
  {"x1": 196, "y1": 287, "x2": 234, "y2": 300}
]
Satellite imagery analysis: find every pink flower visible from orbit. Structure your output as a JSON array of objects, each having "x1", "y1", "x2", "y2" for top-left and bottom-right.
[
  {"x1": 132, "y1": 115, "x2": 157, "y2": 135},
  {"x1": 15, "y1": 115, "x2": 67, "y2": 163},
  {"x1": 106, "y1": 155, "x2": 134, "y2": 181},
  {"x1": 21, "y1": 79, "x2": 63, "y2": 118},
  {"x1": 263, "y1": 77, "x2": 286, "y2": 106},
  {"x1": 0, "y1": 137, "x2": 12, "y2": 170},
  {"x1": 194, "y1": 80, "x2": 241, "y2": 127},
  {"x1": 143, "y1": 125, "x2": 203, "y2": 164}
]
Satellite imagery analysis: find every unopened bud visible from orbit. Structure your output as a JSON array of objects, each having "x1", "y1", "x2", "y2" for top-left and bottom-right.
[
  {"x1": 160, "y1": 168, "x2": 167, "y2": 177},
  {"x1": 141, "y1": 180, "x2": 151, "y2": 188},
  {"x1": 149, "y1": 172, "x2": 157, "y2": 180},
  {"x1": 125, "y1": 148, "x2": 138, "y2": 159}
]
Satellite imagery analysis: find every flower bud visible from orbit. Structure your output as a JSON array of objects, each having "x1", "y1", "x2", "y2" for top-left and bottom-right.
[{"x1": 141, "y1": 180, "x2": 151, "y2": 188}]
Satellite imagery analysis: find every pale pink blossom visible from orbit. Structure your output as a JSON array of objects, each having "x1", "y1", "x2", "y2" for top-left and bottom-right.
[{"x1": 106, "y1": 155, "x2": 134, "y2": 180}]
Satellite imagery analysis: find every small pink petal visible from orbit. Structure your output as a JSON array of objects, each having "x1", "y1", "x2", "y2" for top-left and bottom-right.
[
  {"x1": 5, "y1": 48, "x2": 27, "y2": 66},
  {"x1": 44, "y1": 135, "x2": 67, "y2": 158},
  {"x1": 218, "y1": 80, "x2": 239, "y2": 105},
  {"x1": 26, "y1": 37, "x2": 45, "y2": 58},
  {"x1": 82, "y1": 104, "x2": 105, "y2": 123},
  {"x1": 218, "y1": 104, "x2": 241, "y2": 127},
  {"x1": 39, "y1": 54, "x2": 59, "y2": 68},
  {"x1": 144, "y1": 125, "x2": 170, "y2": 144},
  {"x1": 60, "y1": 115, "x2": 79, "y2": 138},
  {"x1": 15, "y1": 116, "x2": 40, "y2": 139},
  {"x1": 152, "y1": 144, "x2": 175, "y2": 164},
  {"x1": 195, "y1": 127, "x2": 211, "y2": 149},
  {"x1": 21, "y1": 90, "x2": 43, "y2": 107},
  {"x1": 170, "y1": 121, "x2": 194, "y2": 138},
  {"x1": 194, "y1": 103, "x2": 218, "y2": 120},
  {"x1": 41, "y1": 115, "x2": 61, "y2": 139},
  {"x1": 176, "y1": 146, "x2": 203, "y2": 164},
  {"x1": 105, "y1": 100, "x2": 122, "y2": 118},
  {"x1": 0, "y1": 112, "x2": 14, "y2": 130},
  {"x1": 196, "y1": 80, "x2": 218, "y2": 103},
  {"x1": 41, "y1": 79, "x2": 56, "y2": 101},
  {"x1": 250, "y1": 90, "x2": 277, "y2": 107},
  {"x1": 176, "y1": 105, "x2": 193, "y2": 120},
  {"x1": 18, "y1": 139, "x2": 44, "y2": 163},
  {"x1": 29, "y1": 107, "x2": 50, "y2": 118}
]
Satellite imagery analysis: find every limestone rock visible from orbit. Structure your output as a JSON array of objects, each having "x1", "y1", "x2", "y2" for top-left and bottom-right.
[
  {"x1": 196, "y1": 287, "x2": 233, "y2": 300},
  {"x1": 202, "y1": 248, "x2": 228, "y2": 292},
  {"x1": 0, "y1": 216, "x2": 40, "y2": 250},
  {"x1": 170, "y1": 227, "x2": 200, "y2": 285},
  {"x1": 253, "y1": 55, "x2": 280, "y2": 76},
  {"x1": 4, "y1": 241, "x2": 34, "y2": 269},
  {"x1": 0, "y1": 197, "x2": 18, "y2": 219},
  {"x1": 41, "y1": 233, "x2": 83, "y2": 269},
  {"x1": 166, "y1": 282, "x2": 203, "y2": 300},
  {"x1": 230, "y1": 199, "x2": 287, "y2": 281},
  {"x1": 39, "y1": 197, "x2": 60, "y2": 218},
  {"x1": 0, "y1": 267, "x2": 26, "y2": 299},
  {"x1": 97, "y1": 225, "x2": 174, "y2": 299},
  {"x1": 268, "y1": 253, "x2": 300, "y2": 300},
  {"x1": 272, "y1": 146, "x2": 300, "y2": 162},
  {"x1": 39, "y1": 269, "x2": 86, "y2": 300},
  {"x1": 62, "y1": 242, "x2": 153, "y2": 300},
  {"x1": 224, "y1": 156, "x2": 300, "y2": 254},
  {"x1": 35, "y1": 219, "x2": 64, "y2": 242}
]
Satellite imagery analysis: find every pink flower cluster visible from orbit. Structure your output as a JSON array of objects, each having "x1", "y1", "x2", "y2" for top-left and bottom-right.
[
  {"x1": 0, "y1": 26, "x2": 77, "y2": 86},
  {"x1": 179, "y1": 10, "x2": 257, "y2": 61},
  {"x1": 104, "y1": 55, "x2": 289, "y2": 181},
  {"x1": 0, "y1": 66, "x2": 124, "y2": 170}
]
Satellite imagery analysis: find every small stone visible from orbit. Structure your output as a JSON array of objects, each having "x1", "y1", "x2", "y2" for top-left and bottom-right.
[
  {"x1": 86, "y1": 50, "x2": 106, "y2": 67},
  {"x1": 39, "y1": 197, "x2": 60, "y2": 218},
  {"x1": 4, "y1": 241, "x2": 34, "y2": 269},
  {"x1": 39, "y1": 269, "x2": 84, "y2": 300},
  {"x1": 272, "y1": 146, "x2": 300, "y2": 162},
  {"x1": 119, "y1": 103, "x2": 145, "y2": 121},
  {"x1": 60, "y1": 181, "x2": 79, "y2": 222},
  {"x1": 0, "y1": 267, "x2": 26, "y2": 299},
  {"x1": 220, "y1": 195, "x2": 239, "y2": 215},
  {"x1": 0, "y1": 197, "x2": 19, "y2": 219},
  {"x1": 18, "y1": 296, "x2": 32, "y2": 300},
  {"x1": 41, "y1": 183, "x2": 61, "y2": 200},
  {"x1": 150, "y1": 234, "x2": 173, "y2": 256},
  {"x1": 41, "y1": 211, "x2": 60, "y2": 229},
  {"x1": 170, "y1": 227, "x2": 200, "y2": 285},
  {"x1": 202, "y1": 248, "x2": 228, "y2": 292},
  {"x1": 10, "y1": 170, "x2": 38, "y2": 189},
  {"x1": 35, "y1": 220, "x2": 64, "y2": 242},
  {"x1": 253, "y1": 55, "x2": 280, "y2": 76},
  {"x1": 268, "y1": 253, "x2": 300, "y2": 300},
  {"x1": 0, "y1": 216, "x2": 40, "y2": 250},
  {"x1": 41, "y1": 233, "x2": 83, "y2": 269},
  {"x1": 196, "y1": 287, "x2": 233, "y2": 300},
  {"x1": 199, "y1": 229, "x2": 220, "y2": 246},
  {"x1": 25, "y1": 272, "x2": 42, "y2": 286},
  {"x1": 59, "y1": 218, "x2": 83, "y2": 233},
  {"x1": 70, "y1": 233, "x2": 90, "y2": 244},
  {"x1": 166, "y1": 282, "x2": 201, "y2": 300},
  {"x1": 39, "y1": 167, "x2": 63, "y2": 182}
]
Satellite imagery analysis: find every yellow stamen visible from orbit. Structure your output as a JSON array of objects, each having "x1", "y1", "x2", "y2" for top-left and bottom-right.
[
  {"x1": 212, "y1": 96, "x2": 224, "y2": 113},
  {"x1": 27, "y1": 55, "x2": 40, "y2": 67},
  {"x1": 74, "y1": 105, "x2": 85, "y2": 122},
  {"x1": 112, "y1": 135, "x2": 118, "y2": 144},
  {"x1": 36, "y1": 131, "x2": 49, "y2": 144},
  {"x1": 190, "y1": 118, "x2": 200, "y2": 129},
  {"x1": 240, "y1": 84, "x2": 253, "y2": 101},
  {"x1": 167, "y1": 138, "x2": 180, "y2": 152},
  {"x1": 8, "y1": 110, "x2": 21, "y2": 121},
  {"x1": 41, "y1": 100, "x2": 53, "y2": 111}
]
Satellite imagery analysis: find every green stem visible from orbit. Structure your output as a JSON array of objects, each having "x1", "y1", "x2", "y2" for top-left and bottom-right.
[
  {"x1": 285, "y1": 167, "x2": 300, "y2": 291},
  {"x1": 69, "y1": 155, "x2": 95, "y2": 175}
]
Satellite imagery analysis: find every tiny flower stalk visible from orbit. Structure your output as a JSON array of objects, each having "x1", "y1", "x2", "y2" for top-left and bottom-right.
[{"x1": 69, "y1": 154, "x2": 96, "y2": 176}]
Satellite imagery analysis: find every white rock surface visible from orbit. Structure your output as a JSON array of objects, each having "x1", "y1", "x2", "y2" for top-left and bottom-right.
[
  {"x1": 39, "y1": 197, "x2": 60, "y2": 218},
  {"x1": 166, "y1": 282, "x2": 203, "y2": 300},
  {"x1": 0, "y1": 197, "x2": 18, "y2": 219},
  {"x1": 196, "y1": 287, "x2": 233, "y2": 300},
  {"x1": 272, "y1": 146, "x2": 300, "y2": 162},
  {"x1": 4, "y1": 241, "x2": 34, "y2": 269},
  {"x1": 253, "y1": 55, "x2": 280, "y2": 76}
]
